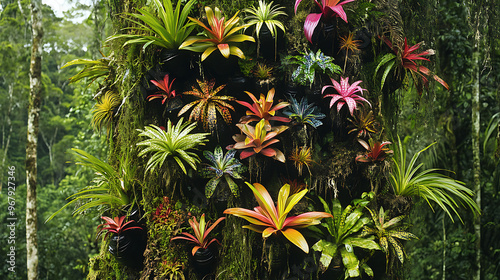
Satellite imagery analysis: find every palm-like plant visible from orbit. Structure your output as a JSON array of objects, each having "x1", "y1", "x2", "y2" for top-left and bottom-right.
[
  {"x1": 171, "y1": 214, "x2": 225, "y2": 255},
  {"x1": 92, "y1": 91, "x2": 121, "y2": 135},
  {"x1": 285, "y1": 49, "x2": 342, "y2": 86},
  {"x1": 229, "y1": 119, "x2": 288, "y2": 162},
  {"x1": 355, "y1": 138, "x2": 393, "y2": 163},
  {"x1": 147, "y1": 74, "x2": 176, "y2": 104},
  {"x1": 312, "y1": 197, "x2": 381, "y2": 278},
  {"x1": 322, "y1": 76, "x2": 370, "y2": 116},
  {"x1": 390, "y1": 137, "x2": 480, "y2": 222},
  {"x1": 283, "y1": 96, "x2": 326, "y2": 129},
  {"x1": 136, "y1": 119, "x2": 209, "y2": 174},
  {"x1": 109, "y1": 0, "x2": 197, "y2": 50},
  {"x1": 294, "y1": 0, "x2": 356, "y2": 43},
  {"x1": 375, "y1": 37, "x2": 449, "y2": 93},
  {"x1": 348, "y1": 109, "x2": 377, "y2": 138},
  {"x1": 224, "y1": 182, "x2": 332, "y2": 253},
  {"x1": 363, "y1": 206, "x2": 418, "y2": 266},
  {"x1": 243, "y1": 0, "x2": 286, "y2": 58},
  {"x1": 62, "y1": 54, "x2": 113, "y2": 86},
  {"x1": 178, "y1": 79, "x2": 235, "y2": 132},
  {"x1": 46, "y1": 149, "x2": 137, "y2": 221},
  {"x1": 236, "y1": 88, "x2": 290, "y2": 131},
  {"x1": 339, "y1": 32, "x2": 361, "y2": 73},
  {"x1": 180, "y1": 6, "x2": 255, "y2": 61},
  {"x1": 289, "y1": 146, "x2": 314, "y2": 176},
  {"x1": 199, "y1": 146, "x2": 248, "y2": 198}
]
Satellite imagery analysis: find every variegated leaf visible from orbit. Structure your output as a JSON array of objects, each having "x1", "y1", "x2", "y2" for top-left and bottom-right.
[
  {"x1": 205, "y1": 177, "x2": 221, "y2": 198},
  {"x1": 225, "y1": 175, "x2": 239, "y2": 197},
  {"x1": 340, "y1": 245, "x2": 360, "y2": 278},
  {"x1": 387, "y1": 236, "x2": 405, "y2": 263},
  {"x1": 388, "y1": 230, "x2": 418, "y2": 241}
]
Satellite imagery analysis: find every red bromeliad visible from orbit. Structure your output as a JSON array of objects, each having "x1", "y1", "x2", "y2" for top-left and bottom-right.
[
  {"x1": 294, "y1": 0, "x2": 355, "y2": 43},
  {"x1": 224, "y1": 182, "x2": 332, "y2": 253},
  {"x1": 355, "y1": 138, "x2": 393, "y2": 163},
  {"x1": 236, "y1": 88, "x2": 290, "y2": 131},
  {"x1": 147, "y1": 74, "x2": 176, "y2": 104},
  {"x1": 171, "y1": 214, "x2": 225, "y2": 256},
  {"x1": 383, "y1": 37, "x2": 449, "y2": 92},
  {"x1": 97, "y1": 216, "x2": 143, "y2": 240},
  {"x1": 322, "y1": 76, "x2": 371, "y2": 116}
]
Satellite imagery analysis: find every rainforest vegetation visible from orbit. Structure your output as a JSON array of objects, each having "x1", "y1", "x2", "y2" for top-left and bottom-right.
[{"x1": 0, "y1": 0, "x2": 499, "y2": 279}]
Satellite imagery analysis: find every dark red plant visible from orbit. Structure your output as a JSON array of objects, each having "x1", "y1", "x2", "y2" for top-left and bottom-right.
[
  {"x1": 355, "y1": 138, "x2": 393, "y2": 163},
  {"x1": 97, "y1": 216, "x2": 143, "y2": 240},
  {"x1": 383, "y1": 37, "x2": 449, "y2": 92},
  {"x1": 147, "y1": 74, "x2": 176, "y2": 104}
]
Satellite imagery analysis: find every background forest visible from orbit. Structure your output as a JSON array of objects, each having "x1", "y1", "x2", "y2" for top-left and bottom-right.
[{"x1": 0, "y1": 0, "x2": 498, "y2": 279}]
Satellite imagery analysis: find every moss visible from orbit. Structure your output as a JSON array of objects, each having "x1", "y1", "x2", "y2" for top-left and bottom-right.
[{"x1": 87, "y1": 241, "x2": 140, "y2": 280}]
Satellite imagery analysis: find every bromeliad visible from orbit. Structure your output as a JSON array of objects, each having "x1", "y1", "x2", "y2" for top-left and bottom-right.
[
  {"x1": 147, "y1": 74, "x2": 176, "y2": 104},
  {"x1": 171, "y1": 214, "x2": 225, "y2": 255},
  {"x1": 180, "y1": 6, "x2": 255, "y2": 61},
  {"x1": 294, "y1": 0, "x2": 356, "y2": 43},
  {"x1": 228, "y1": 119, "x2": 288, "y2": 162},
  {"x1": 322, "y1": 76, "x2": 370, "y2": 116},
  {"x1": 236, "y1": 88, "x2": 290, "y2": 131},
  {"x1": 355, "y1": 138, "x2": 393, "y2": 163},
  {"x1": 224, "y1": 182, "x2": 332, "y2": 253}
]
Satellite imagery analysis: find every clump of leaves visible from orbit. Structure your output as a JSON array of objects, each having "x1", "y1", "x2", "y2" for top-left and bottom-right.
[
  {"x1": 224, "y1": 182, "x2": 332, "y2": 253},
  {"x1": 228, "y1": 119, "x2": 288, "y2": 162},
  {"x1": 136, "y1": 119, "x2": 209, "y2": 174},
  {"x1": 355, "y1": 138, "x2": 393, "y2": 163},
  {"x1": 92, "y1": 90, "x2": 121, "y2": 135},
  {"x1": 171, "y1": 214, "x2": 225, "y2": 256},
  {"x1": 311, "y1": 196, "x2": 381, "y2": 277},
  {"x1": 199, "y1": 146, "x2": 247, "y2": 198},
  {"x1": 363, "y1": 206, "x2": 418, "y2": 267},
  {"x1": 147, "y1": 74, "x2": 176, "y2": 104},
  {"x1": 178, "y1": 79, "x2": 235, "y2": 132},
  {"x1": 289, "y1": 146, "x2": 314, "y2": 176},
  {"x1": 62, "y1": 51, "x2": 114, "y2": 87},
  {"x1": 180, "y1": 6, "x2": 255, "y2": 61},
  {"x1": 253, "y1": 62, "x2": 274, "y2": 81},
  {"x1": 236, "y1": 88, "x2": 290, "y2": 131},
  {"x1": 322, "y1": 76, "x2": 370, "y2": 116},
  {"x1": 390, "y1": 137, "x2": 480, "y2": 222},
  {"x1": 97, "y1": 216, "x2": 142, "y2": 240},
  {"x1": 348, "y1": 109, "x2": 378, "y2": 138},
  {"x1": 283, "y1": 96, "x2": 325, "y2": 128},
  {"x1": 375, "y1": 37, "x2": 449, "y2": 94},
  {"x1": 284, "y1": 49, "x2": 342, "y2": 86},
  {"x1": 159, "y1": 260, "x2": 185, "y2": 280}
]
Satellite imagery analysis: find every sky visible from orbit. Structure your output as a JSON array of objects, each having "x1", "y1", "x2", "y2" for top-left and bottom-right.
[{"x1": 43, "y1": 0, "x2": 92, "y2": 22}]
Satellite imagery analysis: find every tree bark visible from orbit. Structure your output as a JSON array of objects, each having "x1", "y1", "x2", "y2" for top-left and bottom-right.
[{"x1": 26, "y1": 0, "x2": 43, "y2": 279}]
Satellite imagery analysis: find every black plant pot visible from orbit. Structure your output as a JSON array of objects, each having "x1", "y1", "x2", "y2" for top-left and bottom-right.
[
  {"x1": 158, "y1": 49, "x2": 192, "y2": 78},
  {"x1": 192, "y1": 247, "x2": 217, "y2": 276},
  {"x1": 108, "y1": 228, "x2": 147, "y2": 270},
  {"x1": 202, "y1": 52, "x2": 240, "y2": 82},
  {"x1": 258, "y1": 25, "x2": 285, "y2": 61}
]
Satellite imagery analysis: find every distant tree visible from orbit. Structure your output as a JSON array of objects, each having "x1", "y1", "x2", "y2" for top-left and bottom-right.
[{"x1": 26, "y1": 0, "x2": 43, "y2": 279}]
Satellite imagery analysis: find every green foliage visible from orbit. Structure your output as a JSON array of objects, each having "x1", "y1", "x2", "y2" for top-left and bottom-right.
[
  {"x1": 92, "y1": 90, "x2": 121, "y2": 135},
  {"x1": 136, "y1": 119, "x2": 209, "y2": 174},
  {"x1": 390, "y1": 137, "x2": 480, "y2": 222},
  {"x1": 311, "y1": 195, "x2": 381, "y2": 278},
  {"x1": 284, "y1": 49, "x2": 342, "y2": 86},
  {"x1": 46, "y1": 148, "x2": 139, "y2": 221},
  {"x1": 109, "y1": 0, "x2": 197, "y2": 50},
  {"x1": 363, "y1": 206, "x2": 418, "y2": 268},
  {"x1": 199, "y1": 146, "x2": 247, "y2": 198},
  {"x1": 283, "y1": 96, "x2": 325, "y2": 128},
  {"x1": 62, "y1": 54, "x2": 115, "y2": 88}
]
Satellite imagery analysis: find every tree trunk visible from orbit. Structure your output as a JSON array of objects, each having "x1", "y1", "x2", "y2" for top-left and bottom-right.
[
  {"x1": 469, "y1": 0, "x2": 486, "y2": 278},
  {"x1": 26, "y1": 1, "x2": 43, "y2": 279}
]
